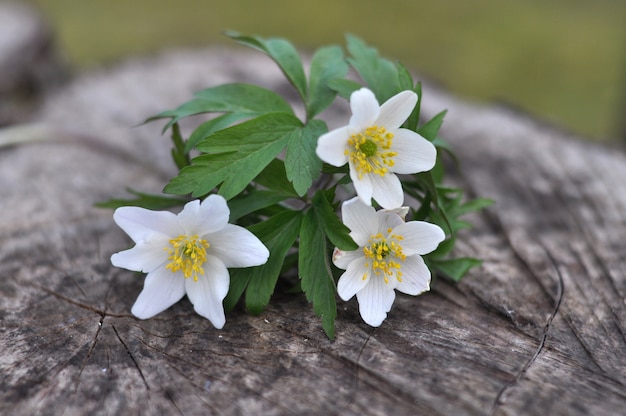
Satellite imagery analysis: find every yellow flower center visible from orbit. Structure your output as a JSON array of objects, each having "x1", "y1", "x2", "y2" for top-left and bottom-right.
[
  {"x1": 362, "y1": 228, "x2": 406, "y2": 284},
  {"x1": 165, "y1": 234, "x2": 210, "y2": 281},
  {"x1": 345, "y1": 125, "x2": 397, "y2": 179}
]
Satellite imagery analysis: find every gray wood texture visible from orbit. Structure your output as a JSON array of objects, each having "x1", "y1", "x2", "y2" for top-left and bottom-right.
[{"x1": 1, "y1": 41, "x2": 625, "y2": 416}]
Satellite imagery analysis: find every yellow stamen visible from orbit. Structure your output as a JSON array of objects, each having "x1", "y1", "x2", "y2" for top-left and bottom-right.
[
  {"x1": 362, "y1": 231, "x2": 406, "y2": 284},
  {"x1": 345, "y1": 125, "x2": 397, "y2": 179},
  {"x1": 165, "y1": 234, "x2": 210, "y2": 281}
]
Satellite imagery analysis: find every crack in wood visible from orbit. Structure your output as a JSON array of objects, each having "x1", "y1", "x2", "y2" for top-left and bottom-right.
[
  {"x1": 489, "y1": 247, "x2": 564, "y2": 416},
  {"x1": 73, "y1": 314, "x2": 105, "y2": 392},
  {"x1": 111, "y1": 323, "x2": 150, "y2": 392}
]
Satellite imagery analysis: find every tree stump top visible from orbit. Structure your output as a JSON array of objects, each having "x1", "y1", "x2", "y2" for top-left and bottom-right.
[{"x1": 1, "y1": 45, "x2": 625, "y2": 415}]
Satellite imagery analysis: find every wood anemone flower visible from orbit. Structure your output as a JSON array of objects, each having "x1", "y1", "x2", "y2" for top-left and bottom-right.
[
  {"x1": 316, "y1": 88, "x2": 436, "y2": 209},
  {"x1": 333, "y1": 197, "x2": 445, "y2": 327},
  {"x1": 110, "y1": 195, "x2": 269, "y2": 328}
]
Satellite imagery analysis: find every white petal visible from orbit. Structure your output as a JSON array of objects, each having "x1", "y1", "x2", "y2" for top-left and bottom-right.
[
  {"x1": 316, "y1": 126, "x2": 350, "y2": 166},
  {"x1": 332, "y1": 248, "x2": 363, "y2": 270},
  {"x1": 376, "y1": 90, "x2": 417, "y2": 130},
  {"x1": 131, "y1": 267, "x2": 186, "y2": 319},
  {"x1": 349, "y1": 88, "x2": 380, "y2": 132},
  {"x1": 349, "y1": 162, "x2": 374, "y2": 209},
  {"x1": 110, "y1": 235, "x2": 170, "y2": 272},
  {"x1": 178, "y1": 195, "x2": 229, "y2": 236},
  {"x1": 113, "y1": 206, "x2": 181, "y2": 243},
  {"x1": 337, "y1": 256, "x2": 371, "y2": 300},
  {"x1": 394, "y1": 221, "x2": 445, "y2": 255},
  {"x1": 396, "y1": 255, "x2": 431, "y2": 295},
  {"x1": 382, "y1": 206, "x2": 410, "y2": 221},
  {"x1": 341, "y1": 197, "x2": 378, "y2": 244},
  {"x1": 377, "y1": 211, "x2": 405, "y2": 235},
  {"x1": 185, "y1": 255, "x2": 230, "y2": 329},
  {"x1": 355, "y1": 275, "x2": 396, "y2": 327},
  {"x1": 390, "y1": 129, "x2": 437, "y2": 174},
  {"x1": 369, "y1": 172, "x2": 404, "y2": 209},
  {"x1": 207, "y1": 224, "x2": 269, "y2": 268}
]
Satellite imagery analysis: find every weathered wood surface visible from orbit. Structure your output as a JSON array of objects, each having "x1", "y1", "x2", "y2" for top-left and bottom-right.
[{"x1": 1, "y1": 45, "x2": 625, "y2": 416}]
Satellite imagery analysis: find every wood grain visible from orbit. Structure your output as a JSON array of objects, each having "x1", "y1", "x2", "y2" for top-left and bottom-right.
[{"x1": 1, "y1": 45, "x2": 624, "y2": 415}]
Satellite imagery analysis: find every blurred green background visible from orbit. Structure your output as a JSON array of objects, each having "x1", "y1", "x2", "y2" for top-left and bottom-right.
[{"x1": 25, "y1": 0, "x2": 625, "y2": 142}]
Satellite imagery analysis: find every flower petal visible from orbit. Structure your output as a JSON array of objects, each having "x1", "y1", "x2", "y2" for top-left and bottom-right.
[
  {"x1": 206, "y1": 224, "x2": 269, "y2": 268},
  {"x1": 394, "y1": 221, "x2": 445, "y2": 255},
  {"x1": 349, "y1": 163, "x2": 374, "y2": 209},
  {"x1": 316, "y1": 126, "x2": 350, "y2": 166},
  {"x1": 376, "y1": 90, "x2": 417, "y2": 130},
  {"x1": 131, "y1": 266, "x2": 186, "y2": 319},
  {"x1": 348, "y1": 88, "x2": 380, "y2": 132},
  {"x1": 185, "y1": 255, "x2": 230, "y2": 329},
  {"x1": 390, "y1": 129, "x2": 437, "y2": 174},
  {"x1": 355, "y1": 275, "x2": 396, "y2": 327},
  {"x1": 113, "y1": 206, "x2": 181, "y2": 243},
  {"x1": 396, "y1": 255, "x2": 431, "y2": 295},
  {"x1": 332, "y1": 248, "x2": 363, "y2": 270},
  {"x1": 341, "y1": 197, "x2": 378, "y2": 245},
  {"x1": 378, "y1": 211, "x2": 405, "y2": 235},
  {"x1": 178, "y1": 195, "x2": 229, "y2": 236},
  {"x1": 110, "y1": 235, "x2": 170, "y2": 273},
  {"x1": 337, "y1": 256, "x2": 371, "y2": 300},
  {"x1": 369, "y1": 172, "x2": 404, "y2": 209}
]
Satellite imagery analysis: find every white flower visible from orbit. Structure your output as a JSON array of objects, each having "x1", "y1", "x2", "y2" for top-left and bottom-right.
[
  {"x1": 316, "y1": 88, "x2": 436, "y2": 209},
  {"x1": 333, "y1": 197, "x2": 445, "y2": 327},
  {"x1": 110, "y1": 195, "x2": 269, "y2": 328}
]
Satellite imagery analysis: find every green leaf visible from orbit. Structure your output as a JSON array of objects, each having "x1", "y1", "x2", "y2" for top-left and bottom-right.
[
  {"x1": 223, "y1": 268, "x2": 252, "y2": 312},
  {"x1": 418, "y1": 110, "x2": 447, "y2": 142},
  {"x1": 226, "y1": 32, "x2": 307, "y2": 102},
  {"x1": 430, "y1": 257, "x2": 482, "y2": 282},
  {"x1": 186, "y1": 113, "x2": 249, "y2": 152},
  {"x1": 397, "y1": 62, "x2": 414, "y2": 91},
  {"x1": 148, "y1": 83, "x2": 294, "y2": 131},
  {"x1": 311, "y1": 191, "x2": 358, "y2": 251},
  {"x1": 165, "y1": 113, "x2": 302, "y2": 199},
  {"x1": 327, "y1": 78, "x2": 362, "y2": 100},
  {"x1": 95, "y1": 188, "x2": 187, "y2": 210},
  {"x1": 346, "y1": 34, "x2": 400, "y2": 102},
  {"x1": 228, "y1": 190, "x2": 294, "y2": 221},
  {"x1": 299, "y1": 208, "x2": 337, "y2": 339},
  {"x1": 244, "y1": 210, "x2": 303, "y2": 314},
  {"x1": 284, "y1": 119, "x2": 327, "y2": 196},
  {"x1": 253, "y1": 158, "x2": 298, "y2": 196},
  {"x1": 170, "y1": 123, "x2": 189, "y2": 170},
  {"x1": 307, "y1": 46, "x2": 349, "y2": 118},
  {"x1": 407, "y1": 82, "x2": 422, "y2": 132}
]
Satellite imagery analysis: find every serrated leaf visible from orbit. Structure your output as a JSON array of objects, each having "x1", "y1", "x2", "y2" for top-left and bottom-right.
[
  {"x1": 170, "y1": 123, "x2": 189, "y2": 170},
  {"x1": 307, "y1": 46, "x2": 349, "y2": 118},
  {"x1": 186, "y1": 113, "x2": 249, "y2": 152},
  {"x1": 311, "y1": 191, "x2": 358, "y2": 251},
  {"x1": 418, "y1": 110, "x2": 447, "y2": 142},
  {"x1": 397, "y1": 62, "x2": 414, "y2": 91},
  {"x1": 284, "y1": 119, "x2": 327, "y2": 196},
  {"x1": 228, "y1": 190, "x2": 294, "y2": 221},
  {"x1": 253, "y1": 158, "x2": 298, "y2": 196},
  {"x1": 346, "y1": 34, "x2": 400, "y2": 102},
  {"x1": 148, "y1": 83, "x2": 294, "y2": 131},
  {"x1": 95, "y1": 188, "x2": 187, "y2": 210},
  {"x1": 407, "y1": 82, "x2": 422, "y2": 132},
  {"x1": 226, "y1": 32, "x2": 307, "y2": 102},
  {"x1": 299, "y1": 208, "x2": 337, "y2": 339},
  {"x1": 327, "y1": 78, "x2": 363, "y2": 100},
  {"x1": 430, "y1": 257, "x2": 482, "y2": 282},
  {"x1": 244, "y1": 210, "x2": 303, "y2": 314},
  {"x1": 164, "y1": 113, "x2": 302, "y2": 199}
]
